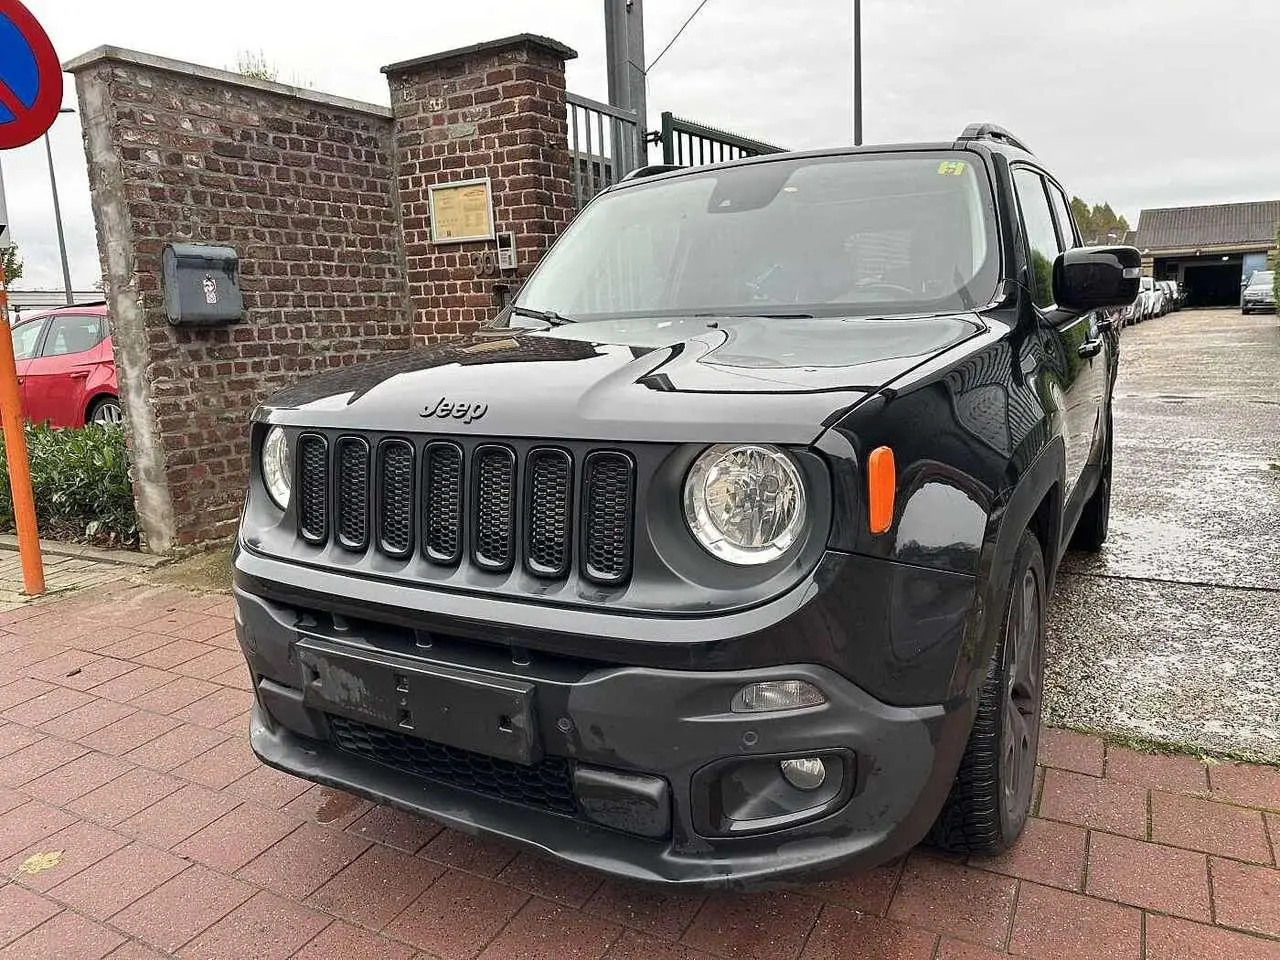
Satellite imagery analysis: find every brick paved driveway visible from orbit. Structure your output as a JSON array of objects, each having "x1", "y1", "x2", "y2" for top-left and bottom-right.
[{"x1": 1, "y1": 581, "x2": 1278, "y2": 959}]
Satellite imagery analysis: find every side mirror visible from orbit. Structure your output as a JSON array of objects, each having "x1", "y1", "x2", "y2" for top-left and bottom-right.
[{"x1": 1053, "y1": 245, "x2": 1142, "y2": 313}]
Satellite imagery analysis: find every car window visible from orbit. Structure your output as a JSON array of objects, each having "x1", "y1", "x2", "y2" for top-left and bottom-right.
[
  {"x1": 1046, "y1": 184, "x2": 1078, "y2": 250},
  {"x1": 39, "y1": 314, "x2": 105, "y2": 358},
  {"x1": 1249, "y1": 271, "x2": 1274, "y2": 288},
  {"x1": 1012, "y1": 168, "x2": 1062, "y2": 308},
  {"x1": 11, "y1": 319, "x2": 46, "y2": 361}
]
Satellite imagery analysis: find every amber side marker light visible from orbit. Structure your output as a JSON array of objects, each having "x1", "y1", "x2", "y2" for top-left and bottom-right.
[{"x1": 867, "y1": 446, "x2": 896, "y2": 534}]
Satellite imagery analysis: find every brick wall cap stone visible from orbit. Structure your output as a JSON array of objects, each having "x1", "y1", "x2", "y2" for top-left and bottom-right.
[
  {"x1": 381, "y1": 34, "x2": 577, "y2": 76},
  {"x1": 63, "y1": 45, "x2": 392, "y2": 119}
]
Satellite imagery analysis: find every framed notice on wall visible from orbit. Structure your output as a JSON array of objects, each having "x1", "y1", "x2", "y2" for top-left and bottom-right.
[{"x1": 428, "y1": 177, "x2": 496, "y2": 244}]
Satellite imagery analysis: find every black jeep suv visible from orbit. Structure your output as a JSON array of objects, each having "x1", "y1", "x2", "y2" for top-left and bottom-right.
[{"x1": 234, "y1": 123, "x2": 1140, "y2": 887}]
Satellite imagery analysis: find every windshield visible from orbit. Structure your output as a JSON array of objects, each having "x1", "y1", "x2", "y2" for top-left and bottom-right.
[
  {"x1": 1247, "y1": 271, "x2": 1274, "y2": 288},
  {"x1": 516, "y1": 152, "x2": 999, "y2": 321}
]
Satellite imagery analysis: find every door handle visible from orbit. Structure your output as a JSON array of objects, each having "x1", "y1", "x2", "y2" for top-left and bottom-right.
[
  {"x1": 70, "y1": 370, "x2": 90, "y2": 379},
  {"x1": 1078, "y1": 339, "x2": 1103, "y2": 359}
]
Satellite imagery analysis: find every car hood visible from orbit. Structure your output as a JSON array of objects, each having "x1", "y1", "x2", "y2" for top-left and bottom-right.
[{"x1": 257, "y1": 314, "x2": 985, "y2": 444}]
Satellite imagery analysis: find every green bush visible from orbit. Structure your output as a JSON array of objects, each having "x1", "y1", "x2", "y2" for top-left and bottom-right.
[{"x1": 0, "y1": 423, "x2": 139, "y2": 547}]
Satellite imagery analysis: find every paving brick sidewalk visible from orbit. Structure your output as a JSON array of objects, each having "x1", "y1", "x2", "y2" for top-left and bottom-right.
[{"x1": 1, "y1": 582, "x2": 1277, "y2": 959}]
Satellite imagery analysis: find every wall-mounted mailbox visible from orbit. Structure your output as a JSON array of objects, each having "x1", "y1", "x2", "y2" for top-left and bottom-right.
[{"x1": 162, "y1": 244, "x2": 244, "y2": 325}]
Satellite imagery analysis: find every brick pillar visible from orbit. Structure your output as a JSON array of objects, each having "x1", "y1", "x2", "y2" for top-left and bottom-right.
[
  {"x1": 66, "y1": 46, "x2": 411, "y2": 551},
  {"x1": 383, "y1": 34, "x2": 578, "y2": 343}
]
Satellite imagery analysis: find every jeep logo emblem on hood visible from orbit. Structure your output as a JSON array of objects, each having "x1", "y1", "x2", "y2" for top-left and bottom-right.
[{"x1": 421, "y1": 397, "x2": 489, "y2": 424}]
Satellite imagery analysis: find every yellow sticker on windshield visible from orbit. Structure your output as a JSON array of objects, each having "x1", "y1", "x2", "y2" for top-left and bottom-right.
[{"x1": 937, "y1": 161, "x2": 967, "y2": 176}]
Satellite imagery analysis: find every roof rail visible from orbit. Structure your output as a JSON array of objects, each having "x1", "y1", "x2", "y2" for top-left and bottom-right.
[
  {"x1": 621, "y1": 163, "x2": 685, "y2": 183},
  {"x1": 957, "y1": 123, "x2": 1034, "y2": 155}
]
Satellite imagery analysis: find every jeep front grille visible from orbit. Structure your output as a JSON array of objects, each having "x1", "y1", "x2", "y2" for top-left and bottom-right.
[
  {"x1": 378, "y1": 440, "x2": 414, "y2": 558},
  {"x1": 582, "y1": 452, "x2": 635, "y2": 584},
  {"x1": 473, "y1": 445, "x2": 517, "y2": 572},
  {"x1": 336, "y1": 437, "x2": 370, "y2": 551},
  {"x1": 297, "y1": 434, "x2": 328, "y2": 543},
  {"x1": 525, "y1": 449, "x2": 573, "y2": 578},
  {"x1": 423, "y1": 442, "x2": 464, "y2": 564},
  {"x1": 294, "y1": 432, "x2": 636, "y2": 586}
]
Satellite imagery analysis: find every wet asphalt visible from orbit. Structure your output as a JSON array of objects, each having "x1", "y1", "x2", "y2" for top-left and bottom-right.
[{"x1": 1046, "y1": 307, "x2": 1280, "y2": 760}]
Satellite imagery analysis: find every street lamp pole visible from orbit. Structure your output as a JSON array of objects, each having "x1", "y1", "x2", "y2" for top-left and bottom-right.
[
  {"x1": 46, "y1": 108, "x2": 75, "y2": 306},
  {"x1": 853, "y1": 0, "x2": 863, "y2": 146}
]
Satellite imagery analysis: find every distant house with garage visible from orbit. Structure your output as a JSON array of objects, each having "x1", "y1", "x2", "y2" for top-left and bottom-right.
[{"x1": 1134, "y1": 200, "x2": 1279, "y2": 307}]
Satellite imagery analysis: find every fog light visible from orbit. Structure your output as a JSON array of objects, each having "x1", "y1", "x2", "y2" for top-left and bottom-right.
[
  {"x1": 731, "y1": 680, "x2": 826, "y2": 713},
  {"x1": 779, "y1": 757, "x2": 827, "y2": 791}
]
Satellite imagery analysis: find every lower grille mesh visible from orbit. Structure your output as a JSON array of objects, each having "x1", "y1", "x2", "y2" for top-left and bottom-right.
[{"x1": 328, "y1": 715, "x2": 578, "y2": 816}]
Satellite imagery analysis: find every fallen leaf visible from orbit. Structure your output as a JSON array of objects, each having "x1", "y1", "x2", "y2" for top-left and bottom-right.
[{"x1": 18, "y1": 851, "x2": 64, "y2": 876}]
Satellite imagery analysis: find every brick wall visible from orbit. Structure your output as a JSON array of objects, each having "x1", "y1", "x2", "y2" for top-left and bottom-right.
[
  {"x1": 384, "y1": 35, "x2": 577, "y2": 342},
  {"x1": 68, "y1": 49, "x2": 412, "y2": 550}
]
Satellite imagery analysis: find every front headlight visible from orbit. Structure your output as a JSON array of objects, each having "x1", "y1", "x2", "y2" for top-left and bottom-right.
[
  {"x1": 262, "y1": 426, "x2": 291, "y2": 509},
  {"x1": 683, "y1": 444, "x2": 806, "y2": 565}
]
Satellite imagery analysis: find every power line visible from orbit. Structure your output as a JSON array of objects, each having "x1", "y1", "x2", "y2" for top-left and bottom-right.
[{"x1": 645, "y1": 0, "x2": 714, "y2": 73}]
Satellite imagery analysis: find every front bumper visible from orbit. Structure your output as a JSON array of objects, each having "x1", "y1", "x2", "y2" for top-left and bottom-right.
[{"x1": 235, "y1": 582, "x2": 975, "y2": 888}]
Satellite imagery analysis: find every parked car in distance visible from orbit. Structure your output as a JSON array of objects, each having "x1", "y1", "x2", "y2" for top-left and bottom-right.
[
  {"x1": 8, "y1": 303, "x2": 120, "y2": 427},
  {"x1": 1149, "y1": 279, "x2": 1166, "y2": 317},
  {"x1": 1159, "y1": 280, "x2": 1180, "y2": 312},
  {"x1": 234, "y1": 121, "x2": 1141, "y2": 886},
  {"x1": 1137, "y1": 276, "x2": 1156, "y2": 321},
  {"x1": 1119, "y1": 295, "x2": 1143, "y2": 328},
  {"x1": 1241, "y1": 270, "x2": 1276, "y2": 314}
]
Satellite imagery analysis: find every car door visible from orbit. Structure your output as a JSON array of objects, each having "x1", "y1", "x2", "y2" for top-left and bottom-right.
[
  {"x1": 9, "y1": 316, "x2": 49, "y2": 416},
  {"x1": 21, "y1": 313, "x2": 107, "y2": 427},
  {"x1": 1046, "y1": 180, "x2": 1109, "y2": 474},
  {"x1": 1010, "y1": 167, "x2": 1099, "y2": 509}
]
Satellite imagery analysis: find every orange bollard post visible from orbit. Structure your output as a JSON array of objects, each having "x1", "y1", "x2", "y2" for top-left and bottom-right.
[{"x1": 0, "y1": 259, "x2": 44, "y2": 595}]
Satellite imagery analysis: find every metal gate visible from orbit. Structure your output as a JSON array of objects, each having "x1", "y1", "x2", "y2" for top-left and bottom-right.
[
  {"x1": 656, "y1": 111, "x2": 784, "y2": 167},
  {"x1": 565, "y1": 101, "x2": 786, "y2": 211},
  {"x1": 566, "y1": 93, "x2": 642, "y2": 210}
]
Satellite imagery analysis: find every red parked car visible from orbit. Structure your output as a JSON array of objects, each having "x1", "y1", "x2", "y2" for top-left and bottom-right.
[{"x1": 8, "y1": 303, "x2": 121, "y2": 427}]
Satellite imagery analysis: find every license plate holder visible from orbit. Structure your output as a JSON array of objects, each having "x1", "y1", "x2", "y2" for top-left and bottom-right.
[{"x1": 296, "y1": 636, "x2": 540, "y2": 765}]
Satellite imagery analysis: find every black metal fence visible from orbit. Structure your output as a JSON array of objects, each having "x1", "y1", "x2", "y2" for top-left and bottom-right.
[
  {"x1": 657, "y1": 111, "x2": 784, "y2": 167},
  {"x1": 566, "y1": 93, "x2": 642, "y2": 210},
  {"x1": 564, "y1": 101, "x2": 786, "y2": 210}
]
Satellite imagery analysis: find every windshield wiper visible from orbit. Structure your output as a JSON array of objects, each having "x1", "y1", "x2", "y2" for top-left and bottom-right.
[{"x1": 510, "y1": 305, "x2": 575, "y2": 327}]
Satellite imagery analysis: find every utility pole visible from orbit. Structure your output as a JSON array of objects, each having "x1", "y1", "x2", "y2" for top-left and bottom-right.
[
  {"x1": 45, "y1": 109, "x2": 76, "y2": 305},
  {"x1": 853, "y1": 0, "x2": 863, "y2": 146},
  {"x1": 604, "y1": 0, "x2": 648, "y2": 171}
]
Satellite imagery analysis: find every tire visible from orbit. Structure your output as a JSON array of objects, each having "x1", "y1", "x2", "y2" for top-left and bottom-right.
[
  {"x1": 928, "y1": 529, "x2": 1046, "y2": 856},
  {"x1": 88, "y1": 396, "x2": 123, "y2": 425},
  {"x1": 1071, "y1": 416, "x2": 1112, "y2": 552}
]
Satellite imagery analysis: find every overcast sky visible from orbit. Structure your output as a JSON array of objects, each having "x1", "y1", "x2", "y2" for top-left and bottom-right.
[{"x1": 3, "y1": 0, "x2": 1277, "y2": 290}]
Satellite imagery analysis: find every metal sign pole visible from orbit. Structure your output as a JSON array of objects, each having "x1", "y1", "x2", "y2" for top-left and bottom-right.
[
  {"x1": 0, "y1": 258, "x2": 44, "y2": 595},
  {"x1": 0, "y1": 0, "x2": 64, "y2": 596}
]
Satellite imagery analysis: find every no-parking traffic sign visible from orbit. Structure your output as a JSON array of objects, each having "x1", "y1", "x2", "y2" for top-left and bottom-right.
[{"x1": 0, "y1": 0, "x2": 62, "y2": 151}]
